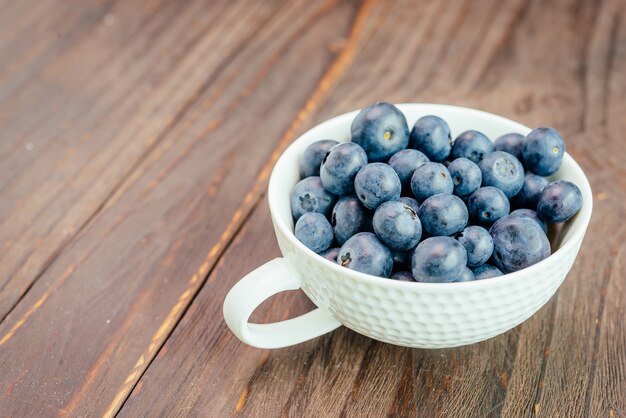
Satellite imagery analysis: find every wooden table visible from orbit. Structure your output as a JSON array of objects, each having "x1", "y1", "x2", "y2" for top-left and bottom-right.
[{"x1": 1, "y1": 0, "x2": 624, "y2": 416}]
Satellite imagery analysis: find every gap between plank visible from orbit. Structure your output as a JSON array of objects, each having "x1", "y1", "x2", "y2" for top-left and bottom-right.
[
  {"x1": 0, "y1": 3, "x2": 276, "y2": 328},
  {"x1": 111, "y1": 0, "x2": 377, "y2": 416}
]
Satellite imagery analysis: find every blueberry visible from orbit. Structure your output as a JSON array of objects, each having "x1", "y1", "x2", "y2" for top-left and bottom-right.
[
  {"x1": 331, "y1": 196, "x2": 372, "y2": 245},
  {"x1": 411, "y1": 236, "x2": 467, "y2": 283},
  {"x1": 338, "y1": 232, "x2": 393, "y2": 277},
  {"x1": 390, "y1": 271, "x2": 416, "y2": 282},
  {"x1": 410, "y1": 162, "x2": 453, "y2": 202},
  {"x1": 290, "y1": 176, "x2": 336, "y2": 220},
  {"x1": 489, "y1": 215, "x2": 550, "y2": 273},
  {"x1": 455, "y1": 225, "x2": 493, "y2": 268},
  {"x1": 388, "y1": 149, "x2": 430, "y2": 193},
  {"x1": 522, "y1": 127, "x2": 565, "y2": 176},
  {"x1": 391, "y1": 249, "x2": 411, "y2": 271},
  {"x1": 536, "y1": 180, "x2": 583, "y2": 223},
  {"x1": 471, "y1": 264, "x2": 503, "y2": 280},
  {"x1": 320, "y1": 142, "x2": 368, "y2": 196},
  {"x1": 354, "y1": 163, "x2": 401, "y2": 210},
  {"x1": 479, "y1": 151, "x2": 525, "y2": 198},
  {"x1": 351, "y1": 102, "x2": 409, "y2": 162},
  {"x1": 319, "y1": 247, "x2": 341, "y2": 263},
  {"x1": 509, "y1": 209, "x2": 548, "y2": 233},
  {"x1": 409, "y1": 115, "x2": 452, "y2": 162},
  {"x1": 447, "y1": 157, "x2": 482, "y2": 196},
  {"x1": 418, "y1": 194, "x2": 468, "y2": 236},
  {"x1": 467, "y1": 186, "x2": 510, "y2": 226},
  {"x1": 373, "y1": 201, "x2": 422, "y2": 250},
  {"x1": 494, "y1": 133, "x2": 525, "y2": 162},
  {"x1": 454, "y1": 266, "x2": 475, "y2": 282},
  {"x1": 450, "y1": 130, "x2": 494, "y2": 164},
  {"x1": 397, "y1": 196, "x2": 420, "y2": 213},
  {"x1": 300, "y1": 140, "x2": 339, "y2": 178},
  {"x1": 295, "y1": 212, "x2": 334, "y2": 253},
  {"x1": 513, "y1": 173, "x2": 549, "y2": 208}
]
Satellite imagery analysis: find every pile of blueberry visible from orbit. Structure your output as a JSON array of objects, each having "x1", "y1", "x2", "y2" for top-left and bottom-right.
[{"x1": 291, "y1": 103, "x2": 583, "y2": 283}]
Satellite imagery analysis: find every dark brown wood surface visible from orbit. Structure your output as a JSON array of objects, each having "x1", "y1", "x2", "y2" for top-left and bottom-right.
[{"x1": 0, "y1": 0, "x2": 624, "y2": 416}]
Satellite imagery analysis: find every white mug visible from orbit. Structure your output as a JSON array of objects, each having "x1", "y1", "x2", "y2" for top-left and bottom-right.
[{"x1": 223, "y1": 104, "x2": 593, "y2": 349}]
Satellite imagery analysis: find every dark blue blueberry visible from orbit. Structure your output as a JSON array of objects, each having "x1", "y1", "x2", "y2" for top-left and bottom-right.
[
  {"x1": 373, "y1": 201, "x2": 422, "y2": 250},
  {"x1": 450, "y1": 130, "x2": 494, "y2": 164},
  {"x1": 351, "y1": 102, "x2": 409, "y2": 162},
  {"x1": 391, "y1": 249, "x2": 411, "y2": 271},
  {"x1": 320, "y1": 142, "x2": 368, "y2": 196},
  {"x1": 447, "y1": 157, "x2": 482, "y2": 197},
  {"x1": 479, "y1": 151, "x2": 525, "y2": 198},
  {"x1": 290, "y1": 176, "x2": 336, "y2": 220},
  {"x1": 417, "y1": 194, "x2": 468, "y2": 236},
  {"x1": 494, "y1": 133, "x2": 525, "y2": 162},
  {"x1": 471, "y1": 264, "x2": 503, "y2": 280},
  {"x1": 338, "y1": 232, "x2": 393, "y2": 277},
  {"x1": 388, "y1": 149, "x2": 430, "y2": 193},
  {"x1": 410, "y1": 162, "x2": 453, "y2": 202},
  {"x1": 489, "y1": 215, "x2": 550, "y2": 273},
  {"x1": 455, "y1": 225, "x2": 493, "y2": 268},
  {"x1": 522, "y1": 127, "x2": 565, "y2": 176},
  {"x1": 510, "y1": 209, "x2": 547, "y2": 233},
  {"x1": 409, "y1": 115, "x2": 452, "y2": 162},
  {"x1": 536, "y1": 180, "x2": 583, "y2": 223},
  {"x1": 513, "y1": 173, "x2": 549, "y2": 208},
  {"x1": 467, "y1": 186, "x2": 510, "y2": 226},
  {"x1": 331, "y1": 196, "x2": 371, "y2": 245},
  {"x1": 454, "y1": 266, "x2": 475, "y2": 282},
  {"x1": 354, "y1": 163, "x2": 401, "y2": 210},
  {"x1": 319, "y1": 247, "x2": 341, "y2": 263},
  {"x1": 411, "y1": 236, "x2": 467, "y2": 283},
  {"x1": 295, "y1": 212, "x2": 334, "y2": 253},
  {"x1": 390, "y1": 271, "x2": 416, "y2": 282},
  {"x1": 397, "y1": 196, "x2": 420, "y2": 213},
  {"x1": 299, "y1": 139, "x2": 339, "y2": 178}
]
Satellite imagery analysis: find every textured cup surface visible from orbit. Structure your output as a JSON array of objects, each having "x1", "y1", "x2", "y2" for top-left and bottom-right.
[{"x1": 268, "y1": 104, "x2": 592, "y2": 348}]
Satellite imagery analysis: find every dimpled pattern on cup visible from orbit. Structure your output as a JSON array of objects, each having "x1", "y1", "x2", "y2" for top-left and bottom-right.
[
  {"x1": 275, "y1": 217, "x2": 581, "y2": 348},
  {"x1": 269, "y1": 104, "x2": 592, "y2": 349}
]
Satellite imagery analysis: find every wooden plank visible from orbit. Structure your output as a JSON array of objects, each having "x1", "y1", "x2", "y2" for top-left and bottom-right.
[
  {"x1": 0, "y1": 0, "x2": 359, "y2": 416},
  {"x1": 526, "y1": 2, "x2": 626, "y2": 416},
  {"x1": 118, "y1": 202, "x2": 327, "y2": 417},
  {"x1": 118, "y1": 0, "x2": 626, "y2": 416},
  {"x1": 588, "y1": 244, "x2": 626, "y2": 418},
  {"x1": 0, "y1": 0, "x2": 279, "y2": 320}
]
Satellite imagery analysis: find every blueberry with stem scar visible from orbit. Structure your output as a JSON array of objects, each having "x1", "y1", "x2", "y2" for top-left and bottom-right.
[
  {"x1": 450, "y1": 130, "x2": 494, "y2": 164},
  {"x1": 351, "y1": 102, "x2": 410, "y2": 162},
  {"x1": 410, "y1": 162, "x2": 453, "y2": 202},
  {"x1": 523, "y1": 127, "x2": 565, "y2": 176},
  {"x1": 338, "y1": 232, "x2": 393, "y2": 277},
  {"x1": 478, "y1": 151, "x2": 525, "y2": 198},
  {"x1": 290, "y1": 176, "x2": 336, "y2": 220}
]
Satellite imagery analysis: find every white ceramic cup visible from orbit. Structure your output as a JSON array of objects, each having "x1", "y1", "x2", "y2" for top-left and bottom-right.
[{"x1": 223, "y1": 104, "x2": 592, "y2": 349}]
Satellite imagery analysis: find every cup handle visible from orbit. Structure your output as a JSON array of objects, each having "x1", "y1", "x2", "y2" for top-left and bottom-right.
[{"x1": 223, "y1": 257, "x2": 342, "y2": 349}]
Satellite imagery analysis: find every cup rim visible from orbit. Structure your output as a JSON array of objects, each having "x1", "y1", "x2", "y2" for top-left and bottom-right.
[{"x1": 268, "y1": 103, "x2": 593, "y2": 289}]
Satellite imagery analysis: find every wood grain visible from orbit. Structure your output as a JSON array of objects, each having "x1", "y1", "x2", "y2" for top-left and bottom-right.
[
  {"x1": 0, "y1": 0, "x2": 280, "y2": 320},
  {"x1": 0, "y1": 0, "x2": 360, "y2": 416},
  {"x1": 118, "y1": 0, "x2": 626, "y2": 417},
  {"x1": 1, "y1": 0, "x2": 624, "y2": 416}
]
